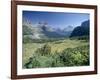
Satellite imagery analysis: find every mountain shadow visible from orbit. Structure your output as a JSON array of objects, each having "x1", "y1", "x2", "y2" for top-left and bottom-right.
[{"x1": 70, "y1": 20, "x2": 90, "y2": 37}]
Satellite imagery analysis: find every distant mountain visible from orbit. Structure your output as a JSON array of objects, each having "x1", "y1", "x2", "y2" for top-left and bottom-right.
[
  {"x1": 70, "y1": 20, "x2": 90, "y2": 37},
  {"x1": 23, "y1": 23, "x2": 75, "y2": 39},
  {"x1": 38, "y1": 25, "x2": 69, "y2": 38},
  {"x1": 63, "y1": 26, "x2": 74, "y2": 32},
  {"x1": 54, "y1": 26, "x2": 74, "y2": 36}
]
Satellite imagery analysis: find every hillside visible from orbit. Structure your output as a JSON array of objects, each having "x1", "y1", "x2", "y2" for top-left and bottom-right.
[{"x1": 70, "y1": 20, "x2": 90, "y2": 37}]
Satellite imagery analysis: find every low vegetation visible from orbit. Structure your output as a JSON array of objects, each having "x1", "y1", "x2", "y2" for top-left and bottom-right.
[{"x1": 23, "y1": 38, "x2": 89, "y2": 68}]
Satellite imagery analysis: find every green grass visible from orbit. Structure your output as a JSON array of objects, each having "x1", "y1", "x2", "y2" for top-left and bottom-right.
[{"x1": 22, "y1": 39, "x2": 89, "y2": 68}]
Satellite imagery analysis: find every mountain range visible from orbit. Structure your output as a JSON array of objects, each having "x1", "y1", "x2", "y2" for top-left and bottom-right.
[
  {"x1": 23, "y1": 23, "x2": 74, "y2": 39},
  {"x1": 23, "y1": 20, "x2": 90, "y2": 39}
]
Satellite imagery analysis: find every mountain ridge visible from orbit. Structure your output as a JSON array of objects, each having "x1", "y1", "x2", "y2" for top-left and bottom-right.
[
  {"x1": 23, "y1": 23, "x2": 74, "y2": 39},
  {"x1": 70, "y1": 20, "x2": 90, "y2": 37}
]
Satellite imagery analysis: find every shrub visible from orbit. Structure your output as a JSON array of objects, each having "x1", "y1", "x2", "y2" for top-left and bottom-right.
[
  {"x1": 24, "y1": 45, "x2": 89, "y2": 68},
  {"x1": 24, "y1": 55, "x2": 40, "y2": 68},
  {"x1": 35, "y1": 44, "x2": 51, "y2": 56}
]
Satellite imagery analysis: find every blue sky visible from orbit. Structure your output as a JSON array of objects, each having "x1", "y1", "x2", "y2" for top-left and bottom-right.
[{"x1": 23, "y1": 11, "x2": 89, "y2": 29}]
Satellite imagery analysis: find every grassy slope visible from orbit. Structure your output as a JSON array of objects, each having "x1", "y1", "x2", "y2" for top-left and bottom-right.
[{"x1": 22, "y1": 39, "x2": 89, "y2": 67}]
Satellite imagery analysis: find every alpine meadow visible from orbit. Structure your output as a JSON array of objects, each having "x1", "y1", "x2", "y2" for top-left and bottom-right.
[{"x1": 22, "y1": 11, "x2": 90, "y2": 69}]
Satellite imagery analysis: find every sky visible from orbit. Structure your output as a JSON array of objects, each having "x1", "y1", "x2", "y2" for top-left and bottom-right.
[{"x1": 23, "y1": 11, "x2": 90, "y2": 29}]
